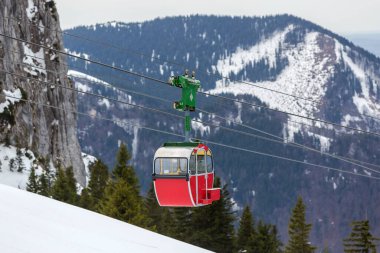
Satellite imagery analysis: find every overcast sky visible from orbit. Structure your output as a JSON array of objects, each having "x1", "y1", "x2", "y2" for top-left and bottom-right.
[{"x1": 56, "y1": 0, "x2": 380, "y2": 35}]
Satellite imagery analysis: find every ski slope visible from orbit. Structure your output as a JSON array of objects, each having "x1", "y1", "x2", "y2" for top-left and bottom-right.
[{"x1": 0, "y1": 184, "x2": 211, "y2": 253}]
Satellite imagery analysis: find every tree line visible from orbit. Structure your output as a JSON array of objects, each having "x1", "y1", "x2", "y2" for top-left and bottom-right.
[{"x1": 26, "y1": 143, "x2": 379, "y2": 252}]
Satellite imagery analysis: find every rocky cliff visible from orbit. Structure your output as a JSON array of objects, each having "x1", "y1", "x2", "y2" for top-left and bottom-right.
[{"x1": 0, "y1": 0, "x2": 85, "y2": 185}]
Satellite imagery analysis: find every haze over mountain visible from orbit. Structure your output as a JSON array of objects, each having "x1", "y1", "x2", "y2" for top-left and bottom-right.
[
  {"x1": 63, "y1": 15, "x2": 380, "y2": 251},
  {"x1": 346, "y1": 33, "x2": 380, "y2": 58}
]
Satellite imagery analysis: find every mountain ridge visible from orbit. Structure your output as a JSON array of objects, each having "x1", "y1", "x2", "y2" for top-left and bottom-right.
[
  {"x1": 63, "y1": 15, "x2": 380, "y2": 251},
  {"x1": 68, "y1": 14, "x2": 380, "y2": 64}
]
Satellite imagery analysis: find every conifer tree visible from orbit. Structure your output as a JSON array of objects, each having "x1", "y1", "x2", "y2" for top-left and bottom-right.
[
  {"x1": 45, "y1": 164, "x2": 55, "y2": 190},
  {"x1": 51, "y1": 168, "x2": 67, "y2": 200},
  {"x1": 159, "y1": 207, "x2": 176, "y2": 237},
  {"x1": 65, "y1": 167, "x2": 78, "y2": 204},
  {"x1": 38, "y1": 173, "x2": 50, "y2": 196},
  {"x1": 237, "y1": 206, "x2": 255, "y2": 252},
  {"x1": 98, "y1": 144, "x2": 151, "y2": 228},
  {"x1": 285, "y1": 196, "x2": 316, "y2": 253},
  {"x1": 112, "y1": 143, "x2": 139, "y2": 191},
  {"x1": 0, "y1": 160, "x2": 2, "y2": 172},
  {"x1": 79, "y1": 188, "x2": 94, "y2": 210},
  {"x1": 343, "y1": 220, "x2": 380, "y2": 253},
  {"x1": 98, "y1": 178, "x2": 148, "y2": 227},
  {"x1": 322, "y1": 246, "x2": 331, "y2": 253},
  {"x1": 144, "y1": 184, "x2": 175, "y2": 235},
  {"x1": 16, "y1": 148, "x2": 25, "y2": 172},
  {"x1": 9, "y1": 158, "x2": 15, "y2": 171},
  {"x1": 249, "y1": 221, "x2": 282, "y2": 253},
  {"x1": 168, "y1": 207, "x2": 192, "y2": 243},
  {"x1": 26, "y1": 167, "x2": 39, "y2": 193},
  {"x1": 187, "y1": 177, "x2": 236, "y2": 253},
  {"x1": 51, "y1": 167, "x2": 78, "y2": 205},
  {"x1": 87, "y1": 160, "x2": 109, "y2": 209}
]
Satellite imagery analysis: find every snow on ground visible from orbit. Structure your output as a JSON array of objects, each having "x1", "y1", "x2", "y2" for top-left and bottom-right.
[
  {"x1": 22, "y1": 43, "x2": 46, "y2": 77},
  {"x1": 0, "y1": 88, "x2": 22, "y2": 113},
  {"x1": 335, "y1": 40, "x2": 380, "y2": 126},
  {"x1": 216, "y1": 25, "x2": 293, "y2": 80},
  {"x1": 0, "y1": 184, "x2": 211, "y2": 253},
  {"x1": 76, "y1": 82, "x2": 92, "y2": 93},
  {"x1": 230, "y1": 197, "x2": 242, "y2": 212},
  {"x1": 112, "y1": 116, "x2": 140, "y2": 134},
  {"x1": 210, "y1": 31, "x2": 335, "y2": 145},
  {"x1": 82, "y1": 153, "x2": 97, "y2": 186},
  {"x1": 26, "y1": 0, "x2": 38, "y2": 21},
  {"x1": 69, "y1": 70, "x2": 111, "y2": 86},
  {"x1": 131, "y1": 127, "x2": 139, "y2": 160},
  {"x1": 192, "y1": 120, "x2": 210, "y2": 137},
  {"x1": 0, "y1": 144, "x2": 41, "y2": 189},
  {"x1": 98, "y1": 98, "x2": 111, "y2": 108},
  {"x1": 306, "y1": 132, "x2": 331, "y2": 152},
  {"x1": 211, "y1": 31, "x2": 332, "y2": 120},
  {"x1": 0, "y1": 143, "x2": 98, "y2": 190}
]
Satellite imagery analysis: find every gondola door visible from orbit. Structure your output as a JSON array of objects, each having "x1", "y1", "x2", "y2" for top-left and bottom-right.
[{"x1": 190, "y1": 147, "x2": 212, "y2": 205}]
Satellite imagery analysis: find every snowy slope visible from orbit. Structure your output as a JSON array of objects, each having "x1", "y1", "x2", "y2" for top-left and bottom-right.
[
  {"x1": 210, "y1": 28, "x2": 380, "y2": 146},
  {"x1": 0, "y1": 183, "x2": 211, "y2": 253},
  {"x1": 0, "y1": 144, "x2": 42, "y2": 189},
  {"x1": 0, "y1": 144, "x2": 96, "y2": 189}
]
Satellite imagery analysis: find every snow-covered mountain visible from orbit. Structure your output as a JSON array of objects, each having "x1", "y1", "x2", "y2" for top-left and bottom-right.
[
  {"x1": 0, "y1": 183, "x2": 210, "y2": 253},
  {"x1": 210, "y1": 25, "x2": 380, "y2": 143},
  {"x1": 64, "y1": 15, "x2": 380, "y2": 251}
]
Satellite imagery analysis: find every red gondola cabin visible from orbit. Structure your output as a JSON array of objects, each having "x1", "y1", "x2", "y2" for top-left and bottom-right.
[{"x1": 152, "y1": 142, "x2": 221, "y2": 207}]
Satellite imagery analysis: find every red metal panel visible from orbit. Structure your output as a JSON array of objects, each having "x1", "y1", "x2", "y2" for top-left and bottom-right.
[
  {"x1": 190, "y1": 175, "x2": 204, "y2": 204},
  {"x1": 207, "y1": 173, "x2": 214, "y2": 189},
  {"x1": 189, "y1": 173, "x2": 220, "y2": 205},
  {"x1": 189, "y1": 174, "x2": 211, "y2": 204},
  {"x1": 154, "y1": 179, "x2": 194, "y2": 207}
]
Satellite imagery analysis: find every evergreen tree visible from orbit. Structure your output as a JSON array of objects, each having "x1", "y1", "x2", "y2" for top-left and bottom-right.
[
  {"x1": 87, "y1": 160, "x2": 109, "y2": 209},
  {"x1": 0, "y1": 160, "x2": 2, "y2": 172},
  {"x1": 187, "y1": 178, "x2": 236, "y2": 253},
  {"x1": 4, "y1": 133, "x2": 11, "y2": 147},
  {"x1": 98, "y1": 178, "x2": 148, "y2": 227},
  {"x1": 16, "y1": 148, "x2": 25, "y2": 173},
  {"x1": 343, "y1": 220, "x2": 380, "y2": 253},
  {"x1": 159, "y1": 207, "x2": 176, "y2": 237},
  {"x1": 237, "y1": 206, "x2": 255, "y2": 252},
  {"x1": 51, "y1": 168, "x2": 66, "y2": 200},
  {"x1": 9, "y1": 158, "x2": 15, "y2": 172},
  {"x1": 43, "y1": 160, "x2": 55, "y2": 189},
  {"x1": 26, "y1": 167, "x2": 39, "y2": 193},
  {"x1": 249, "y1": 221, "x2": 282, "y2": 253},
  {"x1": 51, "y1": 167, "x2": 78, "y2": 205},
  {"x1": 38, "y1": 173, "x2": 50, "y2": 196},
  {"x1": 98, "y1": 144, "x2": 151, "y2": 228},
  {"x1": 79, "y1": 188, "x2": 94, "y2": 210},
  {"x1": 170, "y1": 207, "x2": 192, "y2": 242},
  {"x1": 112, "y1": 143, "x2": 138, "y2": 191},
  {"x1": 322, "y1": 246, "x2": 331, "y2": 253},
  {"x1": 65, "y1": 167, "x2": 77, "y2": 194},
  {"x1": 285, "y1": 196, "x2": 316, "y2": 253},
  {"x1": 144, "y1": 184, "x2": 176, "y2": 235}
]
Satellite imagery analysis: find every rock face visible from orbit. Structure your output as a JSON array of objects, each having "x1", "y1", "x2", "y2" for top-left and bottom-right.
[{"x1": 0, "y1": 0, "x2": 85, "y2": 185}]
